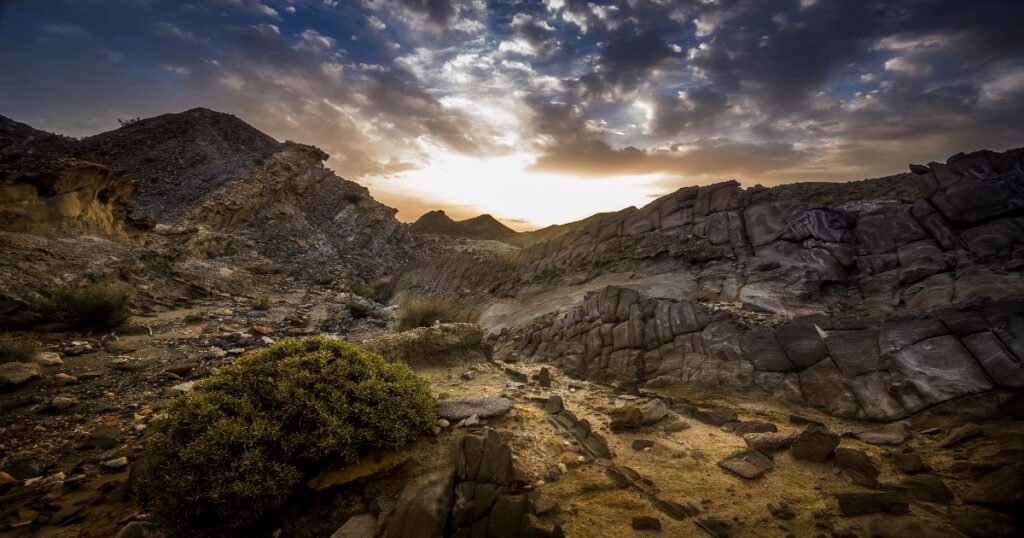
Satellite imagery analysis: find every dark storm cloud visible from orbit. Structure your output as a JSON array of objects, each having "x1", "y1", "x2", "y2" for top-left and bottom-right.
[{"x1": 1, "y1": 0, "x2": 1023, "y2": 190}]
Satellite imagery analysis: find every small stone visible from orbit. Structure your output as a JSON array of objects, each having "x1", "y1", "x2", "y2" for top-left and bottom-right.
[
  {"x1": 544, "y1": 395, "x2": 564, "y2": 414},
  {"x1": 894, "y1": 450, "x2": 927, "y2": 474},
  {"x1": 161, "y1": 361, "x2": 199, "y2": 376},
  {"x1": 632, "y1": 439, "x2": 656, "y2": 451},
  {"x1": 743, "y1": 431, "x2": 798, "y2": 454},
  {"x1": 663, "y1": 421, "x2": 690, "y2": 432},
  {"x1": 692, "y1": 408, "x2": 738, "y2": 426},
  {"x1": 769, "y1": 503, "x2": 796, "y2": 520},
  {"x1": 32, "y1": 352, "x2": 64, "y2": 367},
  {"x1": 54, "y1": 373, "x2": 79, "y2": 385},
  {"x1": 165, "y1": 380, "x2": 198, "y2": 396},
  {"x1": 436, "y1": 419, "x2": 450, "y2": 428},
  {"x1": 431, "y1": 426, "x2": 442, "y2": 435},
  {"x1": 718, "y1": 449, "x2": 774, "y2": 479},
  {"x1": 203, "y1": 347, "x2": 228, "y2": 359},
  {"x1": 654, "y1": 498, "x2": 699, "y2": 520},
  {"x1": 438, "y1": 397, "x2": 513, "y2": 421},
  {"x1": 88, "y1": 425, "x2": 121, "y2": 449},
  {"x1": 791, "y1": 424, "x2": 839, "y2": 462},
  {"x1": 835, "y1": 492, "x2": 909, "y2": 516},
  {"x1": 941, "y1": 423, "x2": 983, "y2": 448},
  {"x1": 854, "y1": 422, "x2": 910, "y2": 445},
  {"x1": 102, "y1": 457, "x2": 129, "y2": 471},
  {"x1": 0, "y1": 471, "x2": 17, "y2": 488},
  {"x1": 538, "y1": 367, "x2": 552, "y2": 388},
  {"x1": 834, "y1": 448, "x2": 880, "y2": 487},
  {"x1": 330, "y1": 514, "x2": 375, "y2": 538},
  {"x1": 460, "y1": 414, "x2": 480, "y2": 427},
  {"x1": 0, "y1": 361, "x2": 42, "y2": 386},
  {"x1": 609, "y1": 406, "x2": 644, "y2": 431},
  {"x1": 632, "y1": 516, "x2": 662, "y2": 531},
  {"x1": 115, "y1": 521, "x2": 148, "y2": 538},
  {"x1": 961, "y1": 463, "x2": 1024, "y2": 507},
  {"x1": 50, "y1": 396, "x2": 80, "y2": 410},
  {"x1": 459, "y1": 371, "x2": 474, "y2": 380},
  {"x1": 896, "y1": 475, "x2": 954, "y2": 504}
]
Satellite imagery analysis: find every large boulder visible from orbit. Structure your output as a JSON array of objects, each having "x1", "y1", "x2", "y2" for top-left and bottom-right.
[
  {"x1": 891, "y1": 335, "x2": 994, "y2": 412},
  {"x1": 384, "y1": 471, "x2": 454, "y2": 538}
]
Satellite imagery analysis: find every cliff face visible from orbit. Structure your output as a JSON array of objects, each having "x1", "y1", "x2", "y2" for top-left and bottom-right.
[{"x1": 402, "y1": 147, "x2": 1024, "y2": 421}]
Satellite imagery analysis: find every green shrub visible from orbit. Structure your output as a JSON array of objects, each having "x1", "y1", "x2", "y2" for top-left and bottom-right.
[
  {"x1": 135, "y1": 337, "x2": 437, "y2": 536},
  {"x1": 398, "y1": 294, "x2": 476, "y2": 329},
  {"x1": 346, "y1": 302, "x2": 377, "y2": 320},
  {"x1": 0, "y1": 337, "x2": 39, "y2": 363},
  {"x1": 42, "y1": 282, "x2": 133, "y2": 330}
]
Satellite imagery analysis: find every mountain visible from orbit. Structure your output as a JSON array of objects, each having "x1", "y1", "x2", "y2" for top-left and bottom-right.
[
  {"x1": 410, "y1": 210, "x2": 518, "y2": 243},
  {"x1": 0, "y1": 108, "x2": 429, "y2": 326}
]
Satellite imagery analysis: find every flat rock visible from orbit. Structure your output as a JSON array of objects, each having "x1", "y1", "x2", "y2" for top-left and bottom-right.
[
  {"x1": 962, "y1": 463, "x2": 1024, "y2": 507},
  {"x1": 791, "y1": 424, "x2": 839, "y2": 462},
  {"x1": 743, "y1": 431, "x2": 798, "y2": 454},
  {"x1": 692, "y1": 408, "x2": 738, "y2": 426},
  {"x1": 869, "y1": 518, "x2": 963, "y2": 538},
  {"x1": 544, "y1": 395, "x2": 563, "y2": 414},
  {"x1": 32, "y1": 352, "x2": 63, "y2": 367},
  {"x1": 835, "y1": 492, "x2": 909, "y2": 516},
  {"x1": 0, "y1": 361, "x2": 42, "y2": 387},
  {"x1": 941, "y1": 423, "x2": 983, "y2": 447},
  {"x1": 654, "y1": 498, "x2": 699, "y2": 520},
  {"x1": 895, "y1": 475, "x2": 954, "y2": 504},
  {"x1": 718, "y1": 449, "x2": 774, "y2": 479},
  {"x1": 331, "y1": 514, "x2": 376, "y2": 538},
  {"x1": 383, "y1": 471, "x2": 454, "y2": 538},
  {"x1": 438, "y1": 397, "x2": 513, "y2": 421},
  {"x1": 834, "y1": 448, "x2": 879, "y2": 487},
  {"x1": 632, "y1": 516, "x2": 662, "y2": 530},
  {"x1": 855, "y1": 422, "x2": 910, "y2": 445}
]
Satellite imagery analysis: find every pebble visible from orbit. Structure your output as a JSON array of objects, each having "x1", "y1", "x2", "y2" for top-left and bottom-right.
[
  {"x1": 54, "y1": 373, "x2": 79, "y2": 385},
  {"x1": 102, "y1": 457, "x2": 129, "y2": 471}
]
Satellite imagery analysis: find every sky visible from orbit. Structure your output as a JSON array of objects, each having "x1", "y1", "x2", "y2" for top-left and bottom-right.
[{"x1": 1, "y1": 0, "x2": 1023, "y2": 230}]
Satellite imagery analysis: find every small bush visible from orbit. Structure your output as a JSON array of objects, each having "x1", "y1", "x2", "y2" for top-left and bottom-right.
[
  {"x1": 398, "y1": 294, "x2": 476, "y2": 329},
  {"x1": 135, "y1": 337, "x2": 437, "y2": 536},
  {"x1": 346, "y1": 302, "x2": 377, "y2": 320},
  {"x1": 352, "y1": 276, "x2": 393, "y2": 303},
  {"x1": 42, "y1": 283, "x2": 134, "y2": 330},
  {"x1": 251, "y1": 294, "x2": 272, "y2": 311},
  {"x1": 0, "y1": 338, "x2": 39, "y2": 363}
]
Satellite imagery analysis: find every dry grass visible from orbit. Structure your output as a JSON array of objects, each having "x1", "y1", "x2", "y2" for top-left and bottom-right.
[
  {"x1": 397, "y1": 294, "x2": 479, "y2": 329},
  {"x1": 0, "y1": 337, "x2": 39, "y2": 363},
  {"x1": 42, "y1": 282, "x2": 134, "y2": 330}
]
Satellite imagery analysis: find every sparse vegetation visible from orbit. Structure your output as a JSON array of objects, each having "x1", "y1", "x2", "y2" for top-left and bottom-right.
[
  {"x1": 352, "y1": 276, "x2": 393, "y2": 303},
  {"x1": 251, "y1": 294, "x2": 272, "y2": 311},
  {"x1": 117, "y1": 116, "x2": 142, "y2": 127},
  {"x1": 135, "y1": 337, "x2": 437, "y2": 536},
  {"x1": 398, "y1": 293, "x2": 477, "y2": 329},
  {"x1": 0, "y1": 337, "x2": 39, "y2": 363},
  {"x1": 182, "y1": 312, "x2": 205, "y2": 324},
  {"x1": 346, "y1": 301, "x2": 378, "y2": 320},
  {"x1": 42, "y1": 282, "x2": 134, "y2": 330}
]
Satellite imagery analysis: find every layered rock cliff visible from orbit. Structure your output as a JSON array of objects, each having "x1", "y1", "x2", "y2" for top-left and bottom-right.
[{"x1": 402, "y1": 147, "x2": 1024, "y2": 422}]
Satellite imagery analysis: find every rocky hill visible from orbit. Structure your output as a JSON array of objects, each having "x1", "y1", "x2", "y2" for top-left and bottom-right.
[
  {"x1": 397, "y1": 147, "x2": 1024, "y2": 423},
  {"x1": 410, "y1": 210, "x2": 519, "y2": 243},
  {"x1": 0, "y1": 109, "x2": 428, "y2": 327}
]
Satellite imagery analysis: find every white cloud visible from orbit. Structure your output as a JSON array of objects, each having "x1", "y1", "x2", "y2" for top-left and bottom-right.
[{"x1": 884, "y1": 56, "x2": 931, "y2": 77}]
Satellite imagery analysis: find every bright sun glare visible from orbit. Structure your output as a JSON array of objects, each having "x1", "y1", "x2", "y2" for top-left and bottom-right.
[{"x1": 370, "y1": 151, "x2": 667, "y2": 230}]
